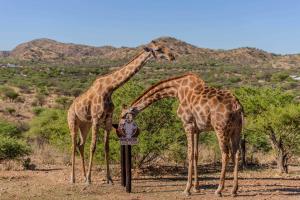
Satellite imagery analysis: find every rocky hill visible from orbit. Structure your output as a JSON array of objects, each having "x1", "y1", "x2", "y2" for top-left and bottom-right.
[{"x1": 1, "y1": 37, "x2": 300, "y2": 68}]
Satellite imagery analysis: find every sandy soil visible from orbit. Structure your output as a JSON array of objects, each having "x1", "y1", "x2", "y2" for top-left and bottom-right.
[{"x1": 0, "y1": 164, "x2": 300, "y2": 200}]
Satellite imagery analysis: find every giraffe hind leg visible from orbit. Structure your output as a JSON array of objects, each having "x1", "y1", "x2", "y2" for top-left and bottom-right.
[
  {"x1": 68, "y1": 118, "x2": 79, "y2": 184},
  {"x1": 231, "y1": 127, "x2": 242, "y2": 196},
  {"x1": 215, "y1": 130, "x2": 230, "y2": 197},
  {"x1": 77, "y1": 123, "x2": 91, "y2": 180}
]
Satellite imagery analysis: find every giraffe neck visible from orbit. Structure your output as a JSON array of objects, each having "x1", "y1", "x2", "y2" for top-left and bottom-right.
[
  {"x1": 109, "y1": 50, "x2": 152, "y2": 89},
  {"x1": 131, "y1": 79, "x2": 179, "y2": 113}
]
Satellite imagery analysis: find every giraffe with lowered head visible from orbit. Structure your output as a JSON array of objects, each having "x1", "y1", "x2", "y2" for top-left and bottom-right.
[
  {"x1": 118, "y1": 73, "x2": 243, "y2": 196},
  {"x1": 67, "y1": 40, "x2": 175, "y2": 185}
]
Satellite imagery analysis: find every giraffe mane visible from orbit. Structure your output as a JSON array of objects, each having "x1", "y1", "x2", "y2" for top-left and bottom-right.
[
  {"x1": 131, "y1": 72, "x2": 197, "y2": 106},
  {"x1": 95, "y1": 50, "x2": 145, "y2": 79}
]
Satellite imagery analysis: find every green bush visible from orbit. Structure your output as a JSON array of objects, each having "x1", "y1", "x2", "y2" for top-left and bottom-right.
[
  {"x1": 55, "y1": 96, "x2": 72, "y2": 109},
  {"x1": 32, "y1": 107, "x2": 45, "y2": 116},
  {"x1": 5, "y1": 107, "x2": 16, "y2": 115},
  {"x1": 0, "y1": 120, "x2": 30, "y2": 161},
  {"x1": 0, "y1": 86, "x2": 19, "y2": 101},
  {"x1": 26, "y1": 109, "x2": 70, "y2": 148},
  {"x1": 0, "y1": 120, "x2": 22, "y2": 138},
  {"x1": 271, "y1": 72, "x2": 290, "y2": 82},
  {"x1": 0, "y1": 136, "x2": 31, "y2": 161}
]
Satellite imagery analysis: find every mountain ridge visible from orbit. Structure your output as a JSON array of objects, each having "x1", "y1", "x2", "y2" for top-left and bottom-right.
[{"x1": 1, "y1": 37, "x2": 300, "y2": 68}]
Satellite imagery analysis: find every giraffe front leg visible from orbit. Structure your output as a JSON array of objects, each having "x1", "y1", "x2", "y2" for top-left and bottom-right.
[
  {"x1": 193, "y1": 133, "x2": 200, "y2": 193},
  {"x1": 183, "y1": 125, "x2": 195, "y2": 196},
  {"x1": 104, "y1": 128, "x2": 113, "y2": 184},
  {"x1": 215, "y1": 138, "x2": 229, "y2": 197},
  {"x1": 68, "y1": 112, "x2": 78, "y2": 184},
  {"x1": 86, "y1": 121, "x2": 99, "y2": 185}
]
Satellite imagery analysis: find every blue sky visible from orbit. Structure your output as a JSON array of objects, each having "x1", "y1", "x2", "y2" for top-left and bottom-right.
[{"x1": 1, "y1": 0, "x2": 299, "y2": 54}]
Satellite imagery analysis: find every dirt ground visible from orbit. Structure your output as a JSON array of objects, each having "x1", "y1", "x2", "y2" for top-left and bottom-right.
[{"x1": 0, "y1": 164, "x2": 300, "y2": 200}]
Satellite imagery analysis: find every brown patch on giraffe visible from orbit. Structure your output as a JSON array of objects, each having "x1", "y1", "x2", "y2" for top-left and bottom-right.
[
  {"x1": 200, "y1": 97, "x2": 208, "y2": 105},
  {"x1": 209, "y1": 97, "x2": 218, "y2": 106},
  {"x1": 187, "y1": 91, "x2": 193, "y2": 102},
  {"x1": 105, "y1": 77, "x2": 112, "y2": 84},
  {"x1": 218, "y1": 103, "x2": 226, "y2": 113},
  {"x1": 181, "y1": 78, "x2": 188, "y2": 86},
  {"x1": 177, "y1": 107, "x2": 184, "y2": 115}
]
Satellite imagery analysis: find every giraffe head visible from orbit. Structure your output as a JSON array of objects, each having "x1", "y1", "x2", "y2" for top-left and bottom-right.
[
  {"x1": 144, "y1": 40, "x2": 175, "y2": 61},
  {"x1": 120, "y1": 105, "x2": 139, "y2": 121}
]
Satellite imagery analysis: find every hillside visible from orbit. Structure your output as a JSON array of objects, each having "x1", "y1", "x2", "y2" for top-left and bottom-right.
[{"x1": 1, "y1": 37, "x2": 300, "y2": 68}]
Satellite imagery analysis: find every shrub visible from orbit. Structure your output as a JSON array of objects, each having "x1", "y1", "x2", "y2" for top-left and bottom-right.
[
  {"x1": 271, "y1": 72, "x2": 290, "y2": 82},
  {"x1": 32, "y1": 107, "x2": 45, "y2": 116},
  {"x1": 5, "y1": 107, "x2": 16, "y2": 115},
  {"x1": 0, "y1": 120, "x2": 30, "y2": 161},
  {"x1": 0, "y1": 120, "x2": 22, "y2": 138},
  {"x1": 0, "y1": 136, "x2": 31, "y2": 161},
  {"x1": 26, "y1": 109, "x2": 70, "y2": 148},
  {"x1": 0, "y1": 86, "x2": 19, "y2": 101},
  {"x1": 34, "y1": 94, "x2": 46, "y2": 106},
  {"x1": 55, "y1": 96, "x2": 72, "y2": 109}
]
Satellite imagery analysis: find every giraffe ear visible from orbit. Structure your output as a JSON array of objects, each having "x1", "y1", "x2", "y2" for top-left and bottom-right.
[{"x1": 143, "y1": 47, "x2": 152, "y2": 52}]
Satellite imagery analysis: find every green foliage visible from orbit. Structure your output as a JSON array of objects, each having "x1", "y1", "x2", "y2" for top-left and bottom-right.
[
  {"x1": 55, "y1": 96, "x2": 72, "y2": 109},
  {"x1": 0, "y1": 136, "x2": 31, "y2": 160},
  {"x1": 0, "y1": 86, "x2": 19, "y2": 101},
  {"x1": 26, "y1": 109, "x2": 70, "y2": 149},
  {"x1": 271, "y1": 72, "x2": 290, "y2": 82},
  {"x1": 32, "y1": 107, "x2": 45, "y2": 116},
  {"x1": 0, "y1": 120, "x2": 22, "y2": 138},
  {"x1": 235, "y1": 87, "x2": 296, "y2": 153},
  {"x1": 250, "y1": 104, "x2": 300, "y2": 156},
  {"x1": 5, "y1": 107, "x2": 16, "y2": 115},
  {"x1": 0, "y1": 120, "x2": 30, "y2": 160},
  {"x1": 235, "y1": 87, "x2": 294, "y2": 116}
]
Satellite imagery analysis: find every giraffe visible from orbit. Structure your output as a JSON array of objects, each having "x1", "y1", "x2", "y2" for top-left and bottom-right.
[
  {"x1": 67, "y1": 40, "x2": 175, "y2": 185},
  {"x1": 118, "y1": 73, "x2": 244, "y2": 196}
]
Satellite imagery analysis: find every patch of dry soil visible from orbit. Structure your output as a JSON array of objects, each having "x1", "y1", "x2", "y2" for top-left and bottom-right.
[{"x1": 0, "y1": 165, "x2": 300, "y2": 200}]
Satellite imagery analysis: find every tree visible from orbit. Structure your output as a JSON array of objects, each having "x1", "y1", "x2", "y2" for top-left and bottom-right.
[
  {"x1": 235, "y1": 87, "x2": 295, "y2": 167},
  {"x1": 249, "y1": 104, "x2": 300, "y2": 173}
]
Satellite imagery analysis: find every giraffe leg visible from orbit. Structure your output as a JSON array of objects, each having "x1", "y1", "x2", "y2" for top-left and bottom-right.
[
  {"x1": 183, "y1": 125, "x2": 194, "y2": 196},
  {"x1": 104, "y1": 113, "x2": 113, "y2": 184},
  {"x1": 193, "y1": 133, "x2": 200, "y2": 193},
  {"x1": 69, "y1": 120, "x2": 79, "y2": 184},
  {"x1": 78, "y1": 123, "x2": 90, "y2": 180},
  {"x1": 215, "y1": 138, "x2": 229, "y2": 197},
  {"x1": 86, "y1": 121, "x2": 99, "y2": 185},
  {"x1": 104, "y1": 128, "x2": 113, "y2": 184},
  {"x1": 231, "y1": 130, "x2": 241, "y2": 196}
]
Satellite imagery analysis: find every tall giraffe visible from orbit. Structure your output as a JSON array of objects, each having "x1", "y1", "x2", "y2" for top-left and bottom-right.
[
  {"x1": 67, "y1": 40, "x2": 175, "y2": 185},
  {"x1": 118, "y1": 73, "x2": 243, "y2": 196}
]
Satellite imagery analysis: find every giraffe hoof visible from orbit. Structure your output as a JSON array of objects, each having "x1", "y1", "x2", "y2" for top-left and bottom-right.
[
  {"x1": 106, "y1": 177, "x2": 114, "y2": 185},
  {"x1": 85, "y1": 179, "x2": 91, "y2": 186},
  {"x1": 70, "y1": 176, "x2": 75, "y2": 184},
  {"x1": 231, "y1": 192, "x2": 237, "y2": 197},
  {"x1": 182, "y1": 190, "x2": 191, "y2": 196},
  {"x1": 215, "y1": 190, "x2": 222, "y2": 197},
  {"x1": 193, "y1": 187, "x2": 200, "y2": 193}
]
